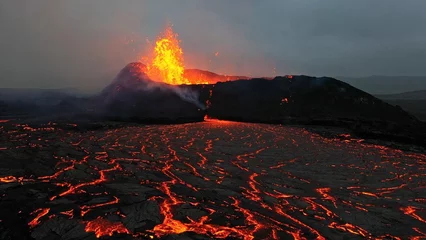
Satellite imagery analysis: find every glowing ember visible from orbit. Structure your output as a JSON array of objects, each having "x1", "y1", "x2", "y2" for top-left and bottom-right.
[
  {"x1": 280, "y1": 98, "x2": 289, "y2": 105},
  {"x1": 85, "y1": 217, "x2": 130, "y2": 238},
  {"x1": 0, "y1": 175, "x2": 18, "y2": 183}
]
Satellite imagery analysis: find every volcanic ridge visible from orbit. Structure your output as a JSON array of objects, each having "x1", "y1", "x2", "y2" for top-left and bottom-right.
[{"x1": 91, "y1": 62, "x2": 425, "y2": 147}]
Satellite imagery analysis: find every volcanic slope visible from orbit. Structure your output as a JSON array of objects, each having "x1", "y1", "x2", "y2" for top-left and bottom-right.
[
  {"x1": 98, "y1": 62, "x2": 205, "y2": 124},
  {"x1": 3, "y1": 62, "x2": 425, "y2": 145},
  {"x1": 188, "y1": 76, "x2": 426, "y2": 146},
  {"x1": 96, "y1": 63, "x2": 426, "y2": 146}
]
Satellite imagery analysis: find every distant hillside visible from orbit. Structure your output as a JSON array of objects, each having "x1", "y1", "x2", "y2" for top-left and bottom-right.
[
  {"x1": 0, "y1": 88, "x2": 86, "y2": 101},
  {"x1": 379, "y1": 99, "x2": 426, "y2": 121},
  {"x1": 376, "y1": 90, "x2": 426, "y2": 100},
  {"x1": 375, "y1": 90, "x2": 426, "y2": 121},
  {"x1": 0, "y1": 88, "x2": 80, "y2": 106},
  {"x1": 339, "y1": 76, "x2": 426, "y2": 94}
]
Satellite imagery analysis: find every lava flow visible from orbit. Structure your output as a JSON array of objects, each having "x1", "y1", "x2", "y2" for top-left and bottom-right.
[
  {"x1": 85, "y1": 217, "x2": 130, "y2": 238},
  {"x1": 0, "y1": 121, "x2": 425, "y2": 239}
]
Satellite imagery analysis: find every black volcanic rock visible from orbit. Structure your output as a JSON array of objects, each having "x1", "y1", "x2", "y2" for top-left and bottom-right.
[
  {"x1": 195, "y1": 75, "x2": 426, "y2": 146},
  {"x1": 98, "y1": 62, "x2": 204, "y2": 124},
  {"x1": 205, "y1": 76, "x2": 417, "y2": 122},
  {"x1": 3, "y1": 61, "x2": 425, "y2": 145},
  {"x1": 97, "y1": 63, "x2": 426, "y2": 145}
]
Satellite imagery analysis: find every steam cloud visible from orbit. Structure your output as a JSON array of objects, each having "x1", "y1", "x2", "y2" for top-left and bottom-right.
[
  {"x1": 107, "y1": 69, "x2": 206, "y2": 110},
  {"x1": 171, "y1": 87, "x2": 205, "y2": 110}
]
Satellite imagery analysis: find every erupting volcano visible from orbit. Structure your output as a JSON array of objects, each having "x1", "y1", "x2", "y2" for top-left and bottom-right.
[
  {"x1": 141, "y1": 24, "x2": 248, "y2": 85},
  {"x1": 144, "y1": 24, "x2": 191, "y2": 85},
  {"x1": 1, "y1": 21, "x2": 426, "y2": 240}
]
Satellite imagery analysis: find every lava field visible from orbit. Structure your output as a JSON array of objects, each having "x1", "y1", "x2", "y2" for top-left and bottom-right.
[{"x1": 0, "y1": 119, "x2": 425, "y2": 239}]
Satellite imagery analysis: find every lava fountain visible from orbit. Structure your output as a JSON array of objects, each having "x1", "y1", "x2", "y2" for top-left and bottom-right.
[{"x1": 144, "y1": 25, "x2": 207, "y2": 85}]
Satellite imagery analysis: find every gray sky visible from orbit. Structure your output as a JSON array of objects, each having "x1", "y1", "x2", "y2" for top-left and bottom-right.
[{"x1": 1, "y1": 0, "x2": 426, "y2": 90}]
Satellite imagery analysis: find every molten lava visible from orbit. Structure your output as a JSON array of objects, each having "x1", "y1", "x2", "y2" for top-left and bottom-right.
[
  {"x1": 85, "y1": 217, "x2": 130, "y2": 238},
  {"x1": 28, "y1": 208, "x2": 50, "y2": 228},
  {"x1": 145, "y1": 25, "x2": 199, "y2": 85},
  {"x1": 143, "y1": 25, "x2": 242, "y2": 85},
  {"x1": 1, "y1": 120, "x2": 425, "y2": 239}
]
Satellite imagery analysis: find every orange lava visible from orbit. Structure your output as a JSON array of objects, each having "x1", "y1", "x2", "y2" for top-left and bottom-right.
[
  {"x1": 145, "y1": 25, "x2": 200, "y2": 85},
  {"x1": 401, "y1": 206, "x2": 426, "y2": 223},
  {"x1": 60, "y1": 209, "x2": 74, "y2": 218},
  {"x1": 275, "y1": 206, "x2": 326, "y2": 240},
  {"x1": 28, "y1": 208, "x2": 50, "y2": 228},
  {"x1": 152, "y1": 131, "x2": 263, "y2": 239},
  {"x1": 143, "y1": 25, "x2": 250, "y2": 85},
  {"x1": 50, "y1": 159, "x2": 121, "y2": 201},
  {"x1": 328, "y1": 222, "x2": 370, "y2": 238},
  {"x1": 316, "y1": 188, "x2": 338, "y2": 208},
  {"x1": 0, "y1": 175, "x2": 18, "y2": 183},
  {"x1": 2, "y1": 122, "x2": 426, "y2": 239},
  {"x1": 80, "y1": 196, "x2": 120, "y2": 216},
  {"x1": 85, "y1": 217, "x2": 130, "y2": 238},
  {"x1": 412, "y1": 227, "x2": 426, "y2": 240},
  {"x1": 153, "y1": 192, "x2": 261, "y2": 239},
  {"x1": 203, "y1": 116, "x2": 234, "y2": 124}
]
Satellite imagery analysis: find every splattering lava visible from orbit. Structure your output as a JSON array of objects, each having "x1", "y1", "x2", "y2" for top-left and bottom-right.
[
  {"x1": 0, "y1": 121, "x2": 425, "y2": 239},
  {"x1": 142, "y1": 25, "x2": 246, "y2": 85},
  {"x1": 85, "y1": 217, "x2": 130, "y2": 238},
  {"x1": 144, "y1": 24, "x2": 206, "y2": 85}
]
